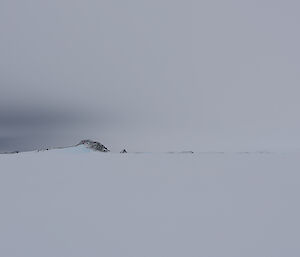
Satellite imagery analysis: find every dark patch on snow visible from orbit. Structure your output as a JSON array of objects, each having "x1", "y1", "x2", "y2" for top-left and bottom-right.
[{"x1": 77, "y1": 139, "x2": 110, "y2": 152}]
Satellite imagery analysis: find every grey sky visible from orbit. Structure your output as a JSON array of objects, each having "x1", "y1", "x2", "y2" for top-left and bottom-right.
[{"x1": 0, "y1": 0, "x2": 299, "y2": 151}]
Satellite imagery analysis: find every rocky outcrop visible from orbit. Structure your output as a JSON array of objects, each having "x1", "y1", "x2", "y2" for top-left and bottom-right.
[{"x1": 76, "y1": 139, "x2": 110, "y2": 152}]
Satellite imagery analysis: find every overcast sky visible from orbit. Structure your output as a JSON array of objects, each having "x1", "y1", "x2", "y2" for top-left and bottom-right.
[{"x1": 0, "y1": 0, "x2": 300, "y2": 152}]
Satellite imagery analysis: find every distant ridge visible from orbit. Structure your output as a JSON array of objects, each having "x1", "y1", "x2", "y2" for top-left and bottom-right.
[
  {"x1": 75, "y1": 139, "x2": 110, "y2": 152},
  {"x1": 1, "y1": 139, "x2": 110, "y2": 154}
]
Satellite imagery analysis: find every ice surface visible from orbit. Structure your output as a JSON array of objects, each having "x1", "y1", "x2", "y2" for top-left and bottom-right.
[{"x1": 1, "y1": 151, "x2": 300, "y2": 257}]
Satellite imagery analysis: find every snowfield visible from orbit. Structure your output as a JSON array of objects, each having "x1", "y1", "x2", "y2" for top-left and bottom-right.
[{"x1": 1, "y1": 150, "x2": 300, "y2": 257}]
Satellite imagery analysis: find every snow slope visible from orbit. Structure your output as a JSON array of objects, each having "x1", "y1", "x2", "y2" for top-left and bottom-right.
[{"x1": 1, "y1": 151, "x2": 300, "y2": 257}]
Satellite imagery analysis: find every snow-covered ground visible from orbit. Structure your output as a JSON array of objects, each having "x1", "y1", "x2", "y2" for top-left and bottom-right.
[{"x1": 1, "y1": 150, "x2": 300, "y2": 257}]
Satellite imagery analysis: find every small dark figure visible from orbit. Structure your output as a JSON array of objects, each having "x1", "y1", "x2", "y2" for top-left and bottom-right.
[{"x1": 120, "y1": 149, "x2": 127, "y2": 153}]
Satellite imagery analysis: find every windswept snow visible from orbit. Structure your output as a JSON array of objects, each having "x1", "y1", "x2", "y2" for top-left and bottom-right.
[
  {"x1": 1, "y1": 151, "x2": 300, "y2": 257},
  {"x1": 44, "y1": 144, "x2": 96, "y2": 153}
]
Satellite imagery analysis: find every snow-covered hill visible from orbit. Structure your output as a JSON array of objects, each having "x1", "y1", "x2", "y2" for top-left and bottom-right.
[{"x1": 36, "y1": 139, "x2": 110, "y2": 153}]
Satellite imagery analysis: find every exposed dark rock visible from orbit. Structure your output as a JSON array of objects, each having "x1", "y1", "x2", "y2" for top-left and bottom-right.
[
  {"x1": 77, "y1": 139, "x2": 109, "y2": 152},
  {"x1": 120, "y1": 149, "x2": 127, "y2": 153}
]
